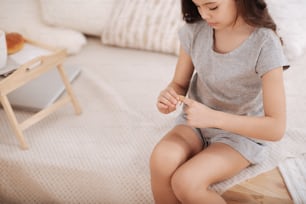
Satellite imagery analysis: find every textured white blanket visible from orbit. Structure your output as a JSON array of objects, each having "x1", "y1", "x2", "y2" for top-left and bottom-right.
[
  {"x1": 0, "y1": 39, "x2": 305, "y2": 203},
  {"x1": 279, "y1": 153, "x2": 306, "y2": 203}
]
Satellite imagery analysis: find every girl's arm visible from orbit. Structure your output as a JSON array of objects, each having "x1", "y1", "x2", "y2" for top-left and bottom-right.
[
  {"x1": 169, "y1": 47, "x2": 195, "y2": 95},
  {"x1": 157, "y1": 47, "x2": 194, "y2": 114},
  {"x1": 183, "y1": 67, "x2": 286, "y2": 141}
]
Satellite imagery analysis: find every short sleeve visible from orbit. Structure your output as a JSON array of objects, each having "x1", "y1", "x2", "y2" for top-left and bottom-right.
[
  {"x1": 256, "y1": 31, "x2": 290, "y2": 77},
  {"x1": 178, "y1": 23, "x2": 194, "y2": 55}
]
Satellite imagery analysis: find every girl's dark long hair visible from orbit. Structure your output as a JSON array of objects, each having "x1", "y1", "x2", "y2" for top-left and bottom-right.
[{"x1": 181, "y1": 0, "x2": 277, "y2": 32}]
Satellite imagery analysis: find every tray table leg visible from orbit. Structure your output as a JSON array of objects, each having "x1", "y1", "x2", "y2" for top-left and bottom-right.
[
  {"x1": 56, "y1": 64, "x2": 82, "y2": 115},
  {"x1": 0, "y1": 95, "x2": 28, "y2": 150}
]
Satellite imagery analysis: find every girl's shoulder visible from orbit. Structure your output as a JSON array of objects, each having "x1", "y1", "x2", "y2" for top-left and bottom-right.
[
  {"x1": 178, "y1": 20, "x2": 210, "y2": 54},
  {"x1": 180, "y1": 20, "x2": 209, "y2": 35},
  {"x1": 253, "y1": 27, "x2": 282, "y2": 47},
  {"x1": 253, "y1": 27, "x2": 289, "y2": 74},
  {"x1": 179, "y1": 20, "x2": 210, "y2": 41}
]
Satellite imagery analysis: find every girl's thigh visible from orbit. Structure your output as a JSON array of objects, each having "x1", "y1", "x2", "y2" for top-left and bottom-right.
[
  {"x1": 174, "y1": 142, "x2": 250, "y2": 186},
  {"x1": 151, "y1": 125, "x2": 203, "y2": 168},
  {"x1": 160, "y1": 125, "x2": 203, "y2": 156}
]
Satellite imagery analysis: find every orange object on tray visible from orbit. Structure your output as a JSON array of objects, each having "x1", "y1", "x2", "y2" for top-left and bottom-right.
[{"x1": 5, "y1": 32, "x2": 25, "y2": 54}]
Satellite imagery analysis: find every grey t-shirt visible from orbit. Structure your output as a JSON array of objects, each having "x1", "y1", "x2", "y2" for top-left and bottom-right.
[{"x1": 177, "y1": 21, "x2": 289, "y2": 139}]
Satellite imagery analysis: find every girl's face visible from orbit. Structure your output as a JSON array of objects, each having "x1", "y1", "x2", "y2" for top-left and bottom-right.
[{"x1": 192, "y1": 0, "x2": 239, "y2": 30}]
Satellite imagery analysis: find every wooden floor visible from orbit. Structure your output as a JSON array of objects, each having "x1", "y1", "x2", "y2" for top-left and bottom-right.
[{"x1": 222, "y1": 168, "x2": 293, "y2": 204}]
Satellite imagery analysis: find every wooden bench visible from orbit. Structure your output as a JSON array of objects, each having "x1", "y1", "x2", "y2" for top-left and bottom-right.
[{"x1": 223, "y1": 167, "x2": 292, "y2": 204}]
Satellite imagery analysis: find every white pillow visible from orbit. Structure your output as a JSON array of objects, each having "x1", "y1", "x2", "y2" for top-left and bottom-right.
[
  {"x1": 267, "y1": 0, "x2": 306, "y2": 61},
  {"x1": 101, "y1": 0, "x2": 183, "y2": 55},
  {"x1": 40, "y1": 0, "x2": 116, "y2": 36},
  {"x1": 0, "y1": 0, "x2": 86, "y2": 55}
]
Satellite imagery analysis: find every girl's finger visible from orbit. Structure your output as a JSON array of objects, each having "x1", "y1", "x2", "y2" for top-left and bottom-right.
[
  {"x1": 167, "y1": 88, "x2": 180, "y2": 101},
  {"x1": 160, "y1": 92, "x2": 177, "y2": 106},
  {"x1": 182, "y1": 96, "x2": 193, "y2": 106}
]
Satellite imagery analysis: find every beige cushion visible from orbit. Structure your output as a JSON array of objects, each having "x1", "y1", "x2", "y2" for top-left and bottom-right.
[
  {"x1": 0, "y1": 0, "x2": 86, "y2": 55},
  {"x1": 101, "y1": 0, "x2": 184, "y2": 55},
  {"x1": 40, "y1": 0, "x2": 116, "y2": 36}
]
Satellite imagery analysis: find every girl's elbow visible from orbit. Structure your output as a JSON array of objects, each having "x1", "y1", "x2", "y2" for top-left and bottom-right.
[
  {"x1": 270, "y1": 132, "x2": 285, "y2": 141},
  {"x1": 270, "y1": 122, "x2": 286, "y2": 141}
]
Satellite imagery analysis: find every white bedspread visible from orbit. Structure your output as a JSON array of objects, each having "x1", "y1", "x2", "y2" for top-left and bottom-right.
[
  {"x1": 279, "y1": 153, "x2": 306, "y2": 203},
  {"x1": 0, "y1": 38, "x2": 305, "y2": 203}
]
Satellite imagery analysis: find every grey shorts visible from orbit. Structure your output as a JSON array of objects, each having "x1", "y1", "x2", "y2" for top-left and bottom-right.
[{"x1": 175, "y1": 113, "x2": 267, "y2": 164}]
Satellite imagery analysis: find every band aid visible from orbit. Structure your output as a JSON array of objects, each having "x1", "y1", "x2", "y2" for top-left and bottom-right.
[{"x1": 178, "y1": 95, "x2": 185, "y2": 102}]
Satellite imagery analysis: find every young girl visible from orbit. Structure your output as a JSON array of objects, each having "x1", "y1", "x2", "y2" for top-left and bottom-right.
[{"x1": 150, "y1": 0, "x2": 289, "y2": 203}]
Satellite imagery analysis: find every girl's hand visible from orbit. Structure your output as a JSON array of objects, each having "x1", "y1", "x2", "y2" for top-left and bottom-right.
[
  {"x1": 157, "y1": 87, "x2": 180, "y2": 114},
  {"x1": 183, "y1": 97, "x2": 217, "y2": 128}
]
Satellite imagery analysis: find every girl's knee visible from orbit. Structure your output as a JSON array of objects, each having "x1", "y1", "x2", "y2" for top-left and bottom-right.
[
  {"x1": 171, "y1": 169, "x2": 191, "y2": 199},
  {"x1": 171, "y1": 168, "x2": 210, "y2": 203},
  {"x1": 150, "y1": 141, "x2": 180, "y2": 174}
]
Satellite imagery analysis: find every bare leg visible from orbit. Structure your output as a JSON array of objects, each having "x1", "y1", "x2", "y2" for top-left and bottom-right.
[
  {"x1": 150, "y1": 125, "x2": 203, "y2": 204},
  {"x1": 171, "y1": 142, "x2": 250, "y2": 204}
]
